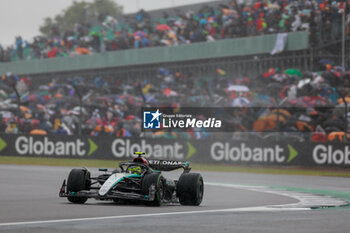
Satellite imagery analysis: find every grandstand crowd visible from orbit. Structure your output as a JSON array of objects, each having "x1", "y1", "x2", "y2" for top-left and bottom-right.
[
  {"x1": 1, "y1": 0, "x2": 350, "y2": 62},
  {"x1": 0, "y1": 62, "x2": 349, "y2": 142}
]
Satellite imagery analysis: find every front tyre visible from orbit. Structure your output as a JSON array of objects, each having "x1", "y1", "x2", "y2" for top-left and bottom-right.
[
  {"x1": 66, "y1": 168, "x2": 90, "y2": 204},
  {"x1": 142, "y1": 173, "x2": 164, "y2": 206},
  {"x1": 177, "y1": 173, "x2": 204, "y2": 206}
]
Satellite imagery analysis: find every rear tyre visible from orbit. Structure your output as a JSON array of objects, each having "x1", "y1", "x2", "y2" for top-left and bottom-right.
[
  {"x1": 141, "y1": 173, "x2": 164, "y2": 206},
  {"x1": 66, "y1": 168, "x2": 90, "y2": 204},
  {"x1": 177, "y1": 173, "x2": 204, "y2": 206}
]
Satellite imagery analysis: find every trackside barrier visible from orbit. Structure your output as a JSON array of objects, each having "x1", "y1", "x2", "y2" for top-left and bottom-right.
[{"x1": 0, "y1": 134, "x2": 349, "y2": 168}]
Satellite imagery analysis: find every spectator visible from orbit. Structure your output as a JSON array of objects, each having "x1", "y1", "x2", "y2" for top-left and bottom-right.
[
  {"x1": 2, "y1": 0, "x2": 348, "y2": 62},
  {"x1": 15, "y1": 36, "x2": 23, "y2": 60}
]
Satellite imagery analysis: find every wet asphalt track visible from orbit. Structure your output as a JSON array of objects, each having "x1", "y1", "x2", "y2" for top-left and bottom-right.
[{"x1": 0, "y1": 164, "x2": 350, "y2": 233}]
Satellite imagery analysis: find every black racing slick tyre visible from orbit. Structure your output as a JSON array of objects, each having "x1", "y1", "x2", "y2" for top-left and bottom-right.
[
  {"x1": 66, "y1": 168, "x2": 90, "y2": 204},
  {"x1": 177, "y1": 173, "x2": 204, "y2": 206},
  {"x1": 142, "y1": 173, "x2": 164, "y2": 206}
]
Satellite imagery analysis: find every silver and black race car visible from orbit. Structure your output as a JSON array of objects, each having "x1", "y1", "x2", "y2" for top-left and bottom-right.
[{"x1": 59, "y1": 152, "x2": 204, "y2": 206}]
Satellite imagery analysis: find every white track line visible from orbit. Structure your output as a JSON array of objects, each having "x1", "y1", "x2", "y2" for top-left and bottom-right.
[
  {"x1": 0, "y1": 207, "x2": 309, "y2": 227},
  {"x1": 206, "y1": 182, "x2": 347, "y2": 208},
  {"x1": 0, "y1": 181, "x2": 341, "y2": 228}
]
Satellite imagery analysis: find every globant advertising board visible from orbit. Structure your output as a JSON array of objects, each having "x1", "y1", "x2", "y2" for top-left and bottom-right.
[{"x1": 0, "y1": 134, "x2": 350, "y2": 168}]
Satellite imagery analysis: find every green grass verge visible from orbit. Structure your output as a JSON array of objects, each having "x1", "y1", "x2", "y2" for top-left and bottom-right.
[{"x1": 1, "y1": 155, "x2": 350, "y2": 177}]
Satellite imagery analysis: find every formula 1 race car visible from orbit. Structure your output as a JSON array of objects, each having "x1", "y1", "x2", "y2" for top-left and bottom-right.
[{"x1": 59, "y1": 152, "x2": 204, "y2": 206}]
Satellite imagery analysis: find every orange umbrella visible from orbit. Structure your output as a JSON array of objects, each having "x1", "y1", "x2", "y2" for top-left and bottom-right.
[
  {"x1": 75, "y1": 47, "x2": 90, "y2": 55},
  {"x1": 20, "y1": 106, "x2": 29, "y2": 113},
  {"x1": 295, "y1": 121, "x2": 312, "y2": 132},
  {"x1": 24, "y1": 113, "x2": 32, "y2": 119},
  {"x1": 94, "y1": 125, "x2": 102, "y2": 132},
  {"x1": 272, "y1": 109, "x2": 291, "y2": 117},
  {"x1": 328, "y1": 132, "x2": 350, "y2": 142},
  {"x1": 104, "y1": 125, "x2": 114, "y2": 133},
  {"x1": 30, "y1": 129, "x2": 47, "y2": 135},
  {"x1": 337, "y1": 97, "x2": 350, "y2": 104},
  {"x1": 265, "y1": 114, "x2": 287, "y2": 124},
  {"x1": 55, "y1": 93, "x2": 63, "y2": 99},
  {"x1": 253, "y1": 118, "x2": 276, "y2": 132}
]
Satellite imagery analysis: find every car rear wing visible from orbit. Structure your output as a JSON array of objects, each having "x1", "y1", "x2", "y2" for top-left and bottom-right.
[{"x1": 148, "y1": 160, "x2": 191, "y2": 172}]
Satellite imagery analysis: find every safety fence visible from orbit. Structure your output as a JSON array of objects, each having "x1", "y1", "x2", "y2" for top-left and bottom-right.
[{"x1": 0, "y1": 134, "x2": 349, "y2": 168}]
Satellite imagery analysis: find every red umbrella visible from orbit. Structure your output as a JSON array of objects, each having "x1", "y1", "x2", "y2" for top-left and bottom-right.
[
  {"x1": 163, "y1": 88, "x2": 178, "y2": 97},
  {"x1": 47, "y1": 47, "x2": 58, "y2": 58},
  {"x1": 125, "y1": 115, "x2": 135, "y2": 121},
  {"x1": 132, "y1": 31, "x2": 147, "y2": 37},
  {"x1": 253, "y1": 2, "x2": 262, "y2": 10},
  {"x1": 155, "y1": 24, "x2": 171, "y2": 31}
]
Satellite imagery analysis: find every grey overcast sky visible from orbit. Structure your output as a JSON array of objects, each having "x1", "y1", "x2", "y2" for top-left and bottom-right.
[{"x1": 0, "y1": 0, "x2": 216, "y2": 47}]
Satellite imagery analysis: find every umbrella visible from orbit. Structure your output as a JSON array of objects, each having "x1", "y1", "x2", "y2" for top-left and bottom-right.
[
  {"x1": 253, "y1": 2, "x2": 262, "y2": 10},
  {"x1": 30, "y1": 129, "x2": 47, "y2": 135},
  {"x1": 285, "y1": 69, "x2": 302, "y2": 77},
  {"x1": 36, "y1": 104, "x2": 45, "y2": 110},
  {"x1": 253, "y1": 118, "x2": 276, "y2": 132},
  {"x1": 20, "y1": 106, "x2": 30, "y2": 113},
  {"x1": 227, "y1": 85, "x2": 249, "y2": 92},
  {"x1": 318, "y1": 59, "x2": 335, "y2": 66},
  {"x1": 157, "y1": 68, "x2": 171, "y2": 76},
  {"x1": 47, "y1": 47, "x2": 58, "y2": 58},
  {"x1": 155, "y1": 24, "x2": 172, "y2": 31},
  {"x1": 88, "y1": 31, "x2": 103, "y2": 37},
  {"x1": 263, "y1": 68, "x2": 277, "y2": 78},
  {"x1": 309, "y1": 99, "x2": 330, "y2": 108},
  {"x1": 328, "y1": 132, "x2": 350, "y2": 142},
  {"x1": 222, "y1": 8, "x2": 237, "y2": 16},
  {"x1": 337, "y1": 97, "x2": 350, "y2": 104},
  {"x1": 272, "y1": 109, "x2": 291, "y2": 117},
  {"x1": 104, "y1": 125, "x2": 114, "y2": 133},
  {"x1": 232, "y1": 97, "x2": 250, "y2": 107},
  {"x1": 323, "y1": 117, "x2": 344, "y2": 130},
  {"x1": 216, "y1": 68, "x2": 226, "y2": 76},
  {"x1": 295, "y1": 121, "x2": 312, "y2": 132},
  {"x1": 267, "y1": 3, "x2": 280, "y2": 9},
  {"x1": 312, "y1": 132, "x2": 327, "y2": 142},
  {"x1": 163, "y1": 88, "x2": 178, "y2": 97},
  {"x1": 265, "y1": 114, "x2": 287, "y2": 124},
  {"x1": 288, "y1": 97, "x2": 311, "y2": 108},
  {"x1": 75, "y1": 47, "x2": 90, "y2": 55},
  {"x1": 297, "y1": 79, "x2": 311, "y2": 89},
  {"x1": 132, "y1": 31, "x2": 147, "y2": 37}
]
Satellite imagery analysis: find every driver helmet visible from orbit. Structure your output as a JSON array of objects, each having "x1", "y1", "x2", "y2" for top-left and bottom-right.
[{"x1": 127, "y1": 165, "x2": 142, "y2": 175}]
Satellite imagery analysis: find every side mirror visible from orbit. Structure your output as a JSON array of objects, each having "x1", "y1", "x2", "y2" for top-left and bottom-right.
[{"x1": 99, "y1": 168, "x2": 108, "y2": 172}]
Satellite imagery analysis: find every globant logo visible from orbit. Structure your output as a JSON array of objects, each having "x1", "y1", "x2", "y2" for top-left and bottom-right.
[
  {"x1": 210, "y1": 142, "x2": 298, "y2": 164},
  {"x1": 111, "y1": 138, "x2": 184, "y2": 160},
  {"x1": 313, "y1": 145, "x2": 350, "y2": 165}
]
